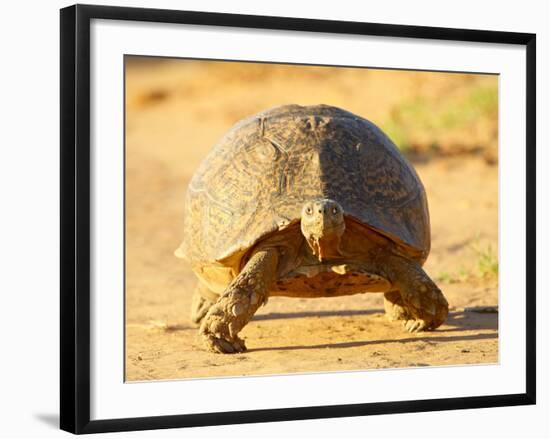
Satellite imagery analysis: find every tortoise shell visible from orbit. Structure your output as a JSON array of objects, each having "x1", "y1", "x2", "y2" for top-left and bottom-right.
[{"x1": 177, "y1": 104, "x2": 430, "y2": 270}]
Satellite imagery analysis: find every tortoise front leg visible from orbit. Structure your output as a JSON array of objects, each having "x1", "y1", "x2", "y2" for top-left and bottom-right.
[
  {"x1": 378, "y1": 252, "x2": 449, "y2": 332},
  {"x1": 199, "y1": 248, "x2": 279, "y2": 353}
]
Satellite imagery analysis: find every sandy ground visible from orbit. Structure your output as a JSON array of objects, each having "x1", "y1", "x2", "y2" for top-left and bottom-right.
[{"x1": 124, "y1": 59, "x2": 498, "y2": 381}]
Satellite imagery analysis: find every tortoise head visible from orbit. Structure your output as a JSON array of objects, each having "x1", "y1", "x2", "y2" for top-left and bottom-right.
[{"x1": 300, "y1": 199, "x2": 345, "y2": 261}]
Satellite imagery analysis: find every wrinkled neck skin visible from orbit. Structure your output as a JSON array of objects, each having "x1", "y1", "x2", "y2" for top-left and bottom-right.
[{"x1": 300, "y1": 199, "x2": 346, "y2": 261}]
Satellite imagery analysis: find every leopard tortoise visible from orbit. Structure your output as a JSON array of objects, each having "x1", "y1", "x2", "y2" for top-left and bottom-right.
[{"x1": 175, "y1": 104, "x2": 449, "y2": 354}]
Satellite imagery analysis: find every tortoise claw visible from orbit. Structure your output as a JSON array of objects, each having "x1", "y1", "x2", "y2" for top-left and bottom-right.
[
  {"x1": 201, "y1": 333, "x2": 247, "y2": 354},
  {"x1": 404, "y1": 319, "x2": 429, "y2": 333}
]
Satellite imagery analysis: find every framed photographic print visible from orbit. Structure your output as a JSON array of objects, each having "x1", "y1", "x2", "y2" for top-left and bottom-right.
[{"x1": 60, "y1": 4, "x2": 536, "y2": 434}]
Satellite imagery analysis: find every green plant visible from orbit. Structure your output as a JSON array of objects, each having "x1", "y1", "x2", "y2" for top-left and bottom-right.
[
  {"x1": 380, "y1": 80, "x2": 498, "y2": 153},
  {"x1": 475, "y1": 244, "x2": 499, "y2": 278}
]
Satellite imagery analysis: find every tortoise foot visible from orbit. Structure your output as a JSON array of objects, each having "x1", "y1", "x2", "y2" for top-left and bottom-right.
[
  {"x1": 384, "y1": 290, "x2": 411, "y2": 322},
  {"x1": 198, "y1": 299, "x2": 249, "y2": 354},
  {"x1": 400, "y1": 280, "x2": 449, "y2": 331},
  {"x1": 403, "y1": 318, "x2": 430, "y2": 333},
  {"x1": 381, "y1": 255, "x2": 449, "y2": 332},
  {"x1": 200, "y1": 332, "x2": 247, "y2": 354}
]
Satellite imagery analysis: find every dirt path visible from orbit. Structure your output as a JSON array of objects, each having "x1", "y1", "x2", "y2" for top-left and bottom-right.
[{"x1": 124, "y1": 59, "x2": 498, "y2": 381}]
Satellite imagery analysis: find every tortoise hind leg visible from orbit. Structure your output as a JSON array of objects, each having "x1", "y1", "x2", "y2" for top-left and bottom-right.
[
  {"x1": 383, "y1": 290, "x2": 411, "y2": 322},
  {"x1": 190, "y1": 284, "x2": 216, "y2": 326}
]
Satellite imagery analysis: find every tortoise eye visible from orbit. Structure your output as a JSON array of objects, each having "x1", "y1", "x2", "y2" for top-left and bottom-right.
[
  {"x1": 332, "y1": 207, "x2": 338, "y2": 215},
  {"x1": 306, "y1": 207, "x2": 313, "y2": 215}
]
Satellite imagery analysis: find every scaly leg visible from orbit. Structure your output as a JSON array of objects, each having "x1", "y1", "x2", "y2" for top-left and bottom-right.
[
  {"x1": 199, "y1": 248, "x2": 279, "y2": 353},
  {"x1": 378, "y1": 252, "x2": 449, "y2": 332}
]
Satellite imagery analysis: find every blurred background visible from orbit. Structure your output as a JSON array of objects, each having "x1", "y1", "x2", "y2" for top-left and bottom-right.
[{"x1": 125, "y1": 57, "x2": 498, "y2": 381}]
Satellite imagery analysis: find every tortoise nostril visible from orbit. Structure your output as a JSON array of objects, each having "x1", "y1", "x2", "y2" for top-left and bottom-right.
[{"x1": 318, "y1": 209, "x2": 322, "y2": 214}]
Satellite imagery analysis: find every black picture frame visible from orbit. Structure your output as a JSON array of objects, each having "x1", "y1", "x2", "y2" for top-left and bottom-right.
[{"x1": 60, "y1": 4, "x2": 536, "y2": 434}]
